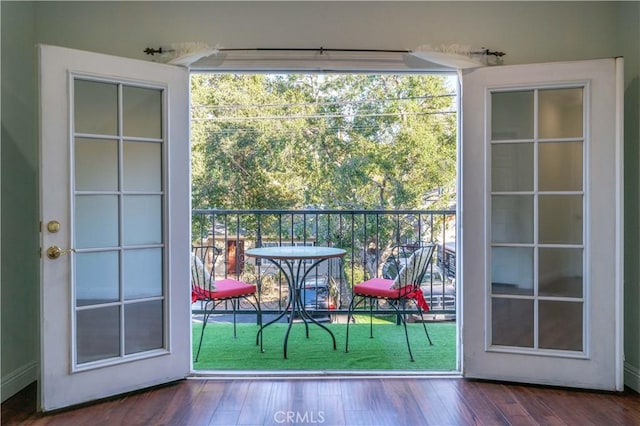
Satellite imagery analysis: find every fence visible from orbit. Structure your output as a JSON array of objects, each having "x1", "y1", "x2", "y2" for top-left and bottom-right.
[{"x1": 191, "y1": 208, "x2": 456, "y2": 320}]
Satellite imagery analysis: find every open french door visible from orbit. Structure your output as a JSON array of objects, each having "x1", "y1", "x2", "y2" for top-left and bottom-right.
[
  {"x1": 461, "y1": 58, "x2": 624, "y2": 390},
  {"x1": 39, "y1": 45, "x2": 191, "y2": 411}
]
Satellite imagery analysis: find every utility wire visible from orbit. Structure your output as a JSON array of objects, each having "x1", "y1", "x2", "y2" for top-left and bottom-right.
[
  {"x1": 191, "y1": 93, "x2": 456, "y2": 111},
  {"x1": 192, "y1": 110, "x2": 456, "y2": 122}
]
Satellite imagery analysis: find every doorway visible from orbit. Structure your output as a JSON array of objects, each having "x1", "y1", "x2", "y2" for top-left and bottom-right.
[{"x1": 189, "y1": 72, "x2": 460, "y2": 373}]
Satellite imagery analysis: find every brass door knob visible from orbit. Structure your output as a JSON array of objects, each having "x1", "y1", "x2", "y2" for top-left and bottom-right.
[
  {"x1": 47, "y1": 220, "x2": 61, "y2": 233},
  {"x1": 46, "y1": 246, "x2": 75, "y2": 259}
]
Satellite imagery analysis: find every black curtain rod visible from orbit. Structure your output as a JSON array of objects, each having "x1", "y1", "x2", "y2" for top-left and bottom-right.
[
  {"x1": 144, "y1": 46, "x2": 506, "y2": 57},
  {"x1": 223, "y1": 47, "x2": 412, "y2": 54}
]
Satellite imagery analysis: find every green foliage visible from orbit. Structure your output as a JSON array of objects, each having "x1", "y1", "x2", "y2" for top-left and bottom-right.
[{"x1": 191, "y1": 73, "x2": 457, "y2": 210}]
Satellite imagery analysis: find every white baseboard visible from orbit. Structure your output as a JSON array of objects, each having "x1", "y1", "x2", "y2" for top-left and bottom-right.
[
  {"x1": 624, "y1": 361, "x2": 640, "y2": 392},
  {"x1": 1, "y1": 361, "x2": 38, "y2": 403}
]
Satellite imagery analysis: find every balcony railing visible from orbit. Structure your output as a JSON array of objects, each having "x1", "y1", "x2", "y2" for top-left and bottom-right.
[{"x1": 191, "y1": 209, "x2": 456, "y2": 320}]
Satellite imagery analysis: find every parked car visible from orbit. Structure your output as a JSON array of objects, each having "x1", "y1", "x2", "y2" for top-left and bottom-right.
[
  {"x1": 382, "y1": 253, "x2": 456, "y2": 314},
  {"x1": 292, "y1": 276, "x2": 338, "y2": 322},
  {"x1": 420, "y1": 266, "x2": 456, "y2": 311},
  {"x1": 381, "y1": 250, "x2": 413, "y2": 280}
]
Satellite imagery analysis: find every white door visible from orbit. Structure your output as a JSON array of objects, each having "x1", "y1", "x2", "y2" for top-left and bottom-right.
[
  {"x1": 39, "y1": 45, "x2": 191, "y2": 411},
  {"x1": 462, "y1": 58, "x2": 624, "y2": 390}
]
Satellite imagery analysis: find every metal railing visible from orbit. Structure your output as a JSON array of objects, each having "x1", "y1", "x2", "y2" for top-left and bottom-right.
[{"x1": 191, "y1": 209, "x2": 456, "y2": 320}]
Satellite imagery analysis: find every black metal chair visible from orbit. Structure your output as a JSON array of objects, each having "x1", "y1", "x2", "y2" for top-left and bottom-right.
[
  {"x1": 191, "y1": 245, "x2": 261, "y2": 362},
  {"x1": 345, "y1": 243, "x2": 435, "y2": 361}
]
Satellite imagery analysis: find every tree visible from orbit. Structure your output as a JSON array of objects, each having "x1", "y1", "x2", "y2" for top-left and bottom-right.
[{"x1": 190, "y1": 73, "x2": 456, "y2": 211}]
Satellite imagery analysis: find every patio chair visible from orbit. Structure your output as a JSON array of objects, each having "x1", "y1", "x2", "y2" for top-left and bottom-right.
[
  {"x1": 191, "y1": 246, "x2": 261, "y2": 362},
  {"x1": 345, "y1": 243, "x2": 435, "y2": 362}
]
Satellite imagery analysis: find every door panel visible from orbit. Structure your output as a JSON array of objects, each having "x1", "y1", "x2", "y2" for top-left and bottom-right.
[
  {"x1": 39, "y1": 45, "x2": 190, "y2": 411},
  {"x1": 462, "y1": 58, "x2": 623, "y2": 390}
]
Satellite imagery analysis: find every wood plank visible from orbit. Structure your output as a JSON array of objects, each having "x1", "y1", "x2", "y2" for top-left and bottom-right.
[
  {"x1": 317, "y1": 394, "x2": 346, "y2": 426},
  {"x1": 453, "y1": 379, "x2": 511, "y2": 425},
  {"x1": 340, "y1": 379, "x2": 396, "y2": 425},
  {"x1": 236, "y1": 381, "x2": 273, "y2": 425},
  {"x1": 343, "y1": 409, "x2": 378, "y2": 426},
  {"x1": 379, "y1": 379, "x2": 428, "y2": 425},
  {"x1": 188, "y1": 381, "x2": 227, "y2": 424},
  {"x1": 4, "y1": 379, "x2": 640, "y2": 426},
  {"x1": 411, "y1": 379, "x2": 473, "y2": 426},
  {"x1": 506, "y1": 383, "x2": 575, "y2": 425},
  {"x1": 430, "y1": 378, "x2": 502, "y2": 425},
  {"x1": 115, "y1": 382, "x2": 180, "y2": 425},
  {"x1": 473, "y1": 381, "x2": 538, "y2": 425},
  {"x1": 263, "y1": 380, "x2": 296, "y2": 426}
]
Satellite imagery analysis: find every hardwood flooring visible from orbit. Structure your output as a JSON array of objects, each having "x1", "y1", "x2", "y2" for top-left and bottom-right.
[{"x1": 3, "y1": 378, "x2": 640, "y2": 425}]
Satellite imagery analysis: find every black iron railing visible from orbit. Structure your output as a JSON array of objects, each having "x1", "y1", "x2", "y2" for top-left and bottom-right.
[{"x1": 191, "y1": 209, "x2": 456, "y2": 320}]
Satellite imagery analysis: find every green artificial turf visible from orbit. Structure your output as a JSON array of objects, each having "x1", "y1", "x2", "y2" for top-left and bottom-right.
[{"x1": 192, "y1": 319, "x2": 456, "y2": 371}]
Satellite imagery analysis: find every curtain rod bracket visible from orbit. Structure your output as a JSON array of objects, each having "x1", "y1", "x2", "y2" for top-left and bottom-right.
[{"x1": 144, "y1": 47, "x2": 161, "y2": 56}]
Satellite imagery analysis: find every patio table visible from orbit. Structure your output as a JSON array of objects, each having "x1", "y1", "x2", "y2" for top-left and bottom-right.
[{"x1": 245, "y1": 246, "x2": 346, "y2": 359}]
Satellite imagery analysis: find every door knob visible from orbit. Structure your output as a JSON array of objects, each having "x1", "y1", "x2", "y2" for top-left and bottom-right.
[
  {"x1": 46, "y1": 246, "x2": 75, "y2": 259},
  {"x1": 47, "y1": 220, "x2": 61, "y2": 233}
]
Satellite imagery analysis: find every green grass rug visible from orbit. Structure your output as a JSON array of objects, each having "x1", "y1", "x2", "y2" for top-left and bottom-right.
[{"x1": 192, "y1": 320, "x2": 456, "y2": 371}]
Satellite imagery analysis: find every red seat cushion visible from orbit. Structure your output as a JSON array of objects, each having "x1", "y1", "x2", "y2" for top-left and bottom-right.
[
  {"x1": 192, "y1": 278, "x2": 256, "y2": 303},
  {"x1": 353, "y1": 277, "x2": 429, "y2": 311},
  {"x1": 353, "y1": 277, "x2": 413, "y2": 298}
]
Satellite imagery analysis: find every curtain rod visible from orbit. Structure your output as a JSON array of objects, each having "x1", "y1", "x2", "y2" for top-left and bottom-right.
[{"x1": 143, "y1": 46, "x2": 506, "y2": 57}]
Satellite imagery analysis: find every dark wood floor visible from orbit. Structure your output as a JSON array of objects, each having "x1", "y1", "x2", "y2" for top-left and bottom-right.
[{"x1": 3, "y1": 378, "x2": 640, "y2": 425}]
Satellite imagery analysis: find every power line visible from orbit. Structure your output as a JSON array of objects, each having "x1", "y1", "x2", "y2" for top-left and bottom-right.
[
  {"x1": 191, "y1": 93, "x2": 455, "y2": 111},
  {"x1": 192, "y1": 110, "x2": 456, "y2": 122},
  {"x1": 192, "y1": 123, "x2": 457, "y2": 143},
  {"x1": 194, "y1": 119, "x2": 454, "y2": 133}
]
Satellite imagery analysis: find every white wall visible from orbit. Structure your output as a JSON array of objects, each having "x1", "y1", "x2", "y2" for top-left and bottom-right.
[{"x1": 2, "y1": 1, "x2": 638, "y2": 401}]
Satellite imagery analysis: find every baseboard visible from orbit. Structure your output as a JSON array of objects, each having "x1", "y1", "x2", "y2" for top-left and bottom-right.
[
  {"x1": 1, "y1": 361, "x2": 38, "y2": 403},
  {"x1": 624, "y1": 361, "x2": 640, "y2": 392}
]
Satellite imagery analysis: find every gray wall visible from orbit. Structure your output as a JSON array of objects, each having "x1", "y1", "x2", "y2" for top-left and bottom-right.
[
  {"x1": 2, "y1": 1, "x2": 639, "y2": 401},
  {"x1": 1, "y1": 1, "x2": 39, "y2": 402},
  {"x1": 618, "y1": 2, "x2": 640, "y2": 389}
]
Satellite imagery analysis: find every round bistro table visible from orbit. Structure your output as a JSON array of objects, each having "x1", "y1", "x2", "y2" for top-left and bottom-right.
[{"x1": 245, "y1": 246, "x2": 347, "y2": 359}]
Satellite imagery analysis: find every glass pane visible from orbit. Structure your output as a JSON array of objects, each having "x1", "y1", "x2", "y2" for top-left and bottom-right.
[
  {"x1": 539, "y1": 195, "x2": 583, "y2": 244},
  {"x1": 539, "y1": 248, "x2": 583, "y2": 298},
  {"x1": 539, "y1": 301, "x2": 583, "y2": 351},
  {"x1": 491, "y1": 91, "x2": 534, "y2": 140},
  {"x1": 123, "y1": 195, "x2": 162, "y2": 245},
  {"x1": 491, "y1": 195, "x2": 533, "y2": 243},
  {"x1": 74, "y1": 80, "x2": 118, "y2": 136},
  {"x1": 491, "y1": 247, "x2": 534, "y2": 296},
  {"x1": 75, "y1": 195, "x2": 119, "y2": 248},
  {"x1": 539, "y1": 142, "x2": 583, "y2": 191},
  {"x1": 492, "y1": 298, "x2": 533, "y2": 348},
  {"x1": 124, "y1": 248, "x2": 163, "y2": 300},
  {"x1": 123, "y1": 141, "x2": 162, "y2": 192},
  {"x1": 76, "y1": 251, "x2": 119, "y2": 306},
  {"x1": 123, "y1": 86, "x2": 162, "y2": 139},
  {"x1": 125, "y1": 301, "x2": 164, "y2": 354},
  {"x1": 77, "y1": 306, "x2": 120, "y2": 364},
  {"x1": 539, "y1": 88, "x2": 583, "y2": 139},
  {"x1": 75, "y1": 138, "x2": 118, "y2": 191},
  {"x1": 492, "y1": 143, "x2": 533, "y2": 192}
]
